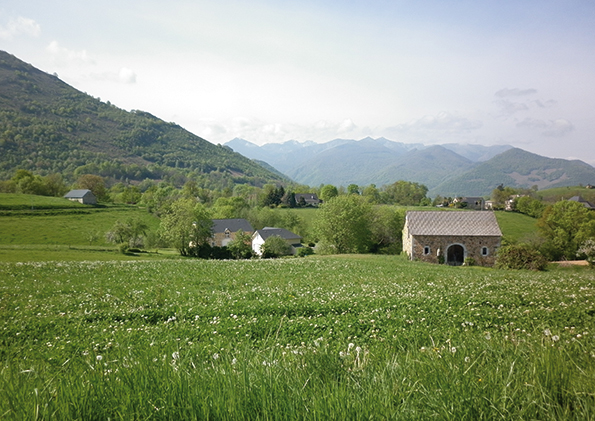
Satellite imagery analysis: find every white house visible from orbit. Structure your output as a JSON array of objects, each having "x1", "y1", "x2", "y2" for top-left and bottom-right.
[
  {"x1": 251, "y1": 227, "x2": 302, "y2": 256},
  {"x1": 64, "y1": 189, "x2": 97, "y2": 205}
]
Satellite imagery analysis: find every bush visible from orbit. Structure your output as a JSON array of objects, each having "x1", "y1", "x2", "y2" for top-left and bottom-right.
[
  {"x1": 261, "y1": 235, "x2": 293, "y2": 258},
  {"x1": 495, "y1": 244, "x2": 548, "y2": 271},
  {"x1": 296, "y1": 246, "x2": 314, "y2": 257}
]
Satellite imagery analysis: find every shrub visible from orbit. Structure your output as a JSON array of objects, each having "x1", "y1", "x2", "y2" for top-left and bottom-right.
[
  {"x1": 261, "y1": 235, "x2": 293, "y2": 258},
  {"x1": 495, "y1": 243, "x2": 548, "y2": 271},
  {"x1": 296, "y1": 246, "x2": 314, "y2": 257},
  {"x1": 577, "y1": 239, "x2": 595, "y2": 268}
]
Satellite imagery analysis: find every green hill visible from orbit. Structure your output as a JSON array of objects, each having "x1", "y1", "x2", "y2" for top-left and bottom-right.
[
  {"x1": 0, "y1": 50, "x2": 284, "y2": 187},
  {"x1": 430, "y1": 148, "x2": 595, "y2": 197}
]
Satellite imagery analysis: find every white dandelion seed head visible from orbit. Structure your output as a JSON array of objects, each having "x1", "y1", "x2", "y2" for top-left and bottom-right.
[
  {"x1": 96, "y1": 355, "x2": 103, "y2": 361},
  {"x1": 212, "y1": 353, "x2": 219, "y2": 360},
  {"x1": 348, "y1": 343, "x2": 354, "y2": 350},
  {"x1": 172, "y1": 351, "x2": 180, "y2": 360},
  {"x1": 543, "y1": 329, "x2": 551, "y2": 336},
  {"x1": 552, "y1": 335, "x2": 560, "y2": 342}
]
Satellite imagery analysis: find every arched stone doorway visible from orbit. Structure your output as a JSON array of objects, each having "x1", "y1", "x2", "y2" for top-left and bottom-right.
[{"x1": 446, "y1": 244, "x2": 465, "y2": 266}]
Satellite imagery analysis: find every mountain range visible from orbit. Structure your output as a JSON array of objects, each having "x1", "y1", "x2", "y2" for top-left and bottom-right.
[
  {"x1": 225, "y1": 138, "x2": 595, "y2": 197},
  {"x1": 0, "y1": 50, "x2": 284, "y2": 187}
]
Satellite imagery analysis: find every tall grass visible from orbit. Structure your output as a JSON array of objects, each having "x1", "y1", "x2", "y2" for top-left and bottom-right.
[{"x1": 1, "y1": 255, "x2": 594, "y2": 419}]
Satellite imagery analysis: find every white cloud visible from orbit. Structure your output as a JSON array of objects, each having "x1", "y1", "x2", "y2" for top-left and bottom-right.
[
  {"x1": 118, "y1": 67, "x2": 137, "y2": 84},
  {"x1": 516, "y1": 117, "x2": 574, "y2": 137},
  {"x1": 391, "y1": 112, "x2": 483, "y2": 133},
  {"x1": 90, "y1": 67, "x2": 137, "y2": 84},
  {"x1": 0, "y1": 16, "x2": 40, "y2": 40},
  {"x1": 543, "y1": 119, "x2": 574, "y2": 137},
  {"x1": 46, "y1": 40, "x2": 94, "y2": 65},
  {"x1": 494, "y1": 99, "x2": 529, "y2": 115},
  {"x1": 495, "y1": 88, "x2": 537, "y2": 98},
  {"x1": 516, "y1": 118, "x2": 547, "y2": 129}
]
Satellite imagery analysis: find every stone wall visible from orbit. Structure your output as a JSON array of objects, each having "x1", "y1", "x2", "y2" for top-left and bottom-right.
[{"x1": 407, "y1": 234, "x2": 501, "y2": 267}]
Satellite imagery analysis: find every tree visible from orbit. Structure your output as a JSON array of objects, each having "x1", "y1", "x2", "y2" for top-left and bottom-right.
[
  {"x1": 158, "y1": 198, "x2": 213, "y2": 256},
  {"x1": 226, "y1": 229, "x2": 254, "y2": 259},
  {"x1": 369, "y1": 206, "x2": 405, "y2": 254},
  {"x1": 347, "y1": 184, "x2": 360, "y2": 195},
  {"x1": 537, "y1": 200, "x2": 595, "y2": 260},
  {"x1": 381, "y1": 181, "x2": 428, "y2": 205},
  {"x1": 314, "y1": 195, "x2": 373, "y2": 254},
  {"x1": 260, "y1": 235, "x2": 292, "y2": 258},
  {"x1": 76, "y1": 174, "x2": 108, "y2": 201},
  {"x1": 514, "y1": 196, "x2": 546, "y2": 219},
  {"x1": 319, "y1": 184, "x2": 339, "y2": 202},
  {"x1": 105, "y1": 218, "x2": 149, "y2": 247},
  {"x1": 491, "y1": 185, "x2": 517, "y2": 210}
]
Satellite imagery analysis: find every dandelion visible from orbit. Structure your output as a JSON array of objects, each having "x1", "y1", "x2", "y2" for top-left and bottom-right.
[
  {"x1": 172, "y1": 351, "x2": 179, "y2": 360},
  {"x1": 212, "y1": 353, "x2": 219, "y2": 360},
  {"x1": 451, "y1": 347, "x2": 457, "y2": 354},
  {"x1": 348, "y1": 343, "x2": 354, "y2": 351},
  {"x1": 543, "y1": 329, "x2": 551, "y2": 337},
  {"x1": 96, "y1": 355, "x2": 103, "y2": 361},
  {"x1": 552, "y1": 335, "x2": 560, "y2": 342},
  {"x1": 231, "y1": 358, "x2": 237, "y2": 365},
  {"x1": 464, "y1": 356, "x2": 471, "y2": 363}
]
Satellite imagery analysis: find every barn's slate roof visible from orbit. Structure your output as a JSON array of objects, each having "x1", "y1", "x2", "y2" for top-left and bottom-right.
[
  {"x1": 568, "y1": 196, "x2": 595, "y2": 210},
  {"x1": 212, "y1": 219, "x2": 254, "y2": 234},
  {"x1": 64, "y1": 189, "x2": 94, "y2": 198},
  {"x1": 254, "y1": 227, "x2": 302, "y2": 242},
  {"x1": 406, "y1": 211, "x2": 502, "y2": 236}
]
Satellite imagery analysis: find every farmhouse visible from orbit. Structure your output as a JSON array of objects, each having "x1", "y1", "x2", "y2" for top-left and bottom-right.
[
  {"x1": 454, "y1": 196, "x2": 485, "y2": 210},
  {"x1": 64, "y1": 189, "x2": 97, "y2": 205},
  {"x1": 252, "y1": 227, "x2": 302, "y2": 256},
  {"x1": 403, "y1": 211, "x2": 502, "y2": 267},
  {"x1": 568, "y1": 196, "x2": 595, "y2": 210},
  {"x1": 294, "y1": 193, "x2": 321, "y2": 207},
  {"x1": 210, "y1": 218, "x2": 254, "y2": 247}
]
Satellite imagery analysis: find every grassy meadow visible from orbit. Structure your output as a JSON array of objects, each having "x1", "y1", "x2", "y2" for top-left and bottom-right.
[
  {"x1": 1, "y1": 255, "x2": 595, "y2": 419},
  {"x1": 2, "y1": 193, "x2": 594, "y2": 419}
]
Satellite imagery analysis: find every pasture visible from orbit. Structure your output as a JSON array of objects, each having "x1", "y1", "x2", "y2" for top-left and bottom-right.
[{"x1": 1, "y1": 255, "x2": 594, "y2": 419}]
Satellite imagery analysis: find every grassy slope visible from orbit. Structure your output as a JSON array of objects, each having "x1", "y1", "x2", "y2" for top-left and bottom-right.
[{"x1": 1, "y1": 255, "x2": 593, "y2": 419}]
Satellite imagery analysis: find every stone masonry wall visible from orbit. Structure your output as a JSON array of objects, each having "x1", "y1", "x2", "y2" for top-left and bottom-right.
[{"x1": 410, "y1": 235, "x2": 501, "y2": 267}]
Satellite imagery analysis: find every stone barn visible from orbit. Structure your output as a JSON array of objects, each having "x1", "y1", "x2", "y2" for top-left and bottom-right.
[{"x1": 403, "y1": 211, "x2": 502, "y2": 267}]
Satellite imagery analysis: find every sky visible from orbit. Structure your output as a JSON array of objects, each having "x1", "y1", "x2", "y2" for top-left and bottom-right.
[{"x1": 2, "y1": 0, "x2": 595, "y2": 164}]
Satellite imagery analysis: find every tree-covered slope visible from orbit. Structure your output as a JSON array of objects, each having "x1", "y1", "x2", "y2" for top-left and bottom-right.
[
  {"x1": 0, "y1": 50, "x2": 284, "y2": 186},
  {"x1": 430, "y1": 148, "x2": 595, "y2": 197}
]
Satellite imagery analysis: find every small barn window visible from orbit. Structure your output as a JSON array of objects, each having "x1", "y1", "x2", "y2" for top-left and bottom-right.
[
  {"x1": 423, "y1": 246, "x2": 431, "y2": 255},
  {"x1": 481, "y1": 247, "x2": 489, "y2": 256}
]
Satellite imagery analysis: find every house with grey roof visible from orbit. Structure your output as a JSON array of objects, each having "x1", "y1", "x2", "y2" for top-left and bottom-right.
[
  {"x1": 210, "y1": 218, "x2": 254, "y2": 247},
  {"x1": 64, "y1": 189, "x2": 97, "y2": 205},
  {"x1": 568, "y1": 196, "x2": 595, "y2": 210},
  {"x1": 453, "y1": 196, "x2": 485, "y2": 210},
  {"x1": 403, "y1": 211, "x2": 502, "y2": 266},
  {"x1": 252, "y1": 227, "x2": 302, "y2": 256},
  {"x1": 294, "y1": 193, "x2": 321, "y2": 207}
]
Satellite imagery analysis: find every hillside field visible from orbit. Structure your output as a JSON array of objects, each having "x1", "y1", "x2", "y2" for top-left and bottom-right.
[{"x1": 1, "y1": 256, "x2": 594, "y2": 419}]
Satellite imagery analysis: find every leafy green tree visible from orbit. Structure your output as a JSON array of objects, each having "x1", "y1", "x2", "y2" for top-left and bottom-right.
[
  {"x1": 370, "y1": 206, "x2": 405, "y2": 254},
  {"x1": 380, "y1": 181, "x2": 428, "y2": 205},
  {"x1": 76, "y1": 174, "x2": 109, "y2": 201},
  {"x1": 314, "y1": 195, "x2": 373, "y2": 254},
  {"x1": 226, "y1": 229, "x2": 254, "y2": 259},
  {"x1": 105, "y1": 218, "x2": 149, "y2": 247},
  {"x1": 537, "y1": 200, "x2": 595, "y2": 260},
  {"x1": 362, "y1": 184, "x2": 381, "y2": 204},
  {"x1": 260, "y1": 235, "x2": 293, "y2": 258},
  {"x1": 319, "y1": 184, "x2": 339, "y2": 202},
  {"x1": 347, "y1": 184, "x2": 360, "y2": 195},
  {"x1": 211, "y1": 196, "x2": 250, "y2": 219},
  {"x1": 491, "y1": 184, "x2": 517, "y2": 210},
  {"x1": 514, "y1": 196, "x2": 546, "y2": 218},
  {"x1": 158, "y1": 198, "x2": 213, "y2": 256}
]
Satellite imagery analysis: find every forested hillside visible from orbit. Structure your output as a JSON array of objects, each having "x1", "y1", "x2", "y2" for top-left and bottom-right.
[{"x1": 0, "y1": 51, "x2": 285, "y2": 188}]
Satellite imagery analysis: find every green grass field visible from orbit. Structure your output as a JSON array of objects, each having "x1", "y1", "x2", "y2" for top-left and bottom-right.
[{"x1": 1, "y1": 255, "x2": 594, "y2": 419}]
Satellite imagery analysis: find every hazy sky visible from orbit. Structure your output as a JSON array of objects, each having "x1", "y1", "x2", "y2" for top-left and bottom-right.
[{"x1": 2, "y1": 1, "x2": 595, "y2": 164}]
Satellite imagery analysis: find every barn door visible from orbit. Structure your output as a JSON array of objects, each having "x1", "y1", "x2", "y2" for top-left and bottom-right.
[{"x1": 447, "y1": 244, "x2": 465, "y2": 266}]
